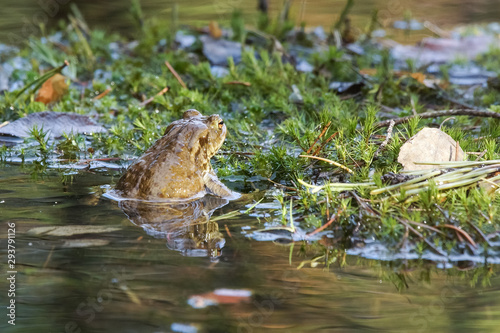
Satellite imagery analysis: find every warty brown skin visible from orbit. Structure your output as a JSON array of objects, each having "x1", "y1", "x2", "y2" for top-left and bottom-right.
[{"x1": 115, "y1": 109, "x2": 238, "y2": 201}]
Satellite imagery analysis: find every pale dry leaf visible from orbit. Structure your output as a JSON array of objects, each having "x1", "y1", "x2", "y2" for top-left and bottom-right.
[
  {"x1": 397, "y1": 127, "x2": 465, "y2": 171},
  {"x1": 0, "y1": 111, "x2": 107, "y2": 138},
  {"x1": 27, "y1": 225, "x2": 121, "y2": 236},
  {"x1": 62, "y1": 239, "x2": 110, "y2": 248}
]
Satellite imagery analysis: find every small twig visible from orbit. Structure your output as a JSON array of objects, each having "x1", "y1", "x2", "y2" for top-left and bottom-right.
[
  {"x1": 410, "y1": 98, "x2": 417, "y2": 116},
  {"x1": 0, "y1": 121, "x2": 9, "y2": 129},
  {"x1": 300, "y1": 155, "x2": 353, "y2": 173},
  {"x1": 267, "y1": 178, "x2": 298, "y2": 192},
  {"x1": 76, "y1": 157, "x2": 126, "y2": 164},
  {"x1": 139, "y1": 86, "x2": 169, "y2": 106},
  {"x1": 400, "y1": 218, "x2": 444, "y2": 235},
  {"x1": 373, "y1": 119, "x2": 394, "y2": 158},
  {"x1": 397, "y1": 218, "x2": 446, "y2": 256},
  {"x1": 325, "y1": 196, "x2": 330, "y2": 221},
  {"x1": 467, "y1": 220, "x2": 492, "y2": 247},
  {"x1": 439, "y1": 117, "x2": 455, "y2": 130},
  {"x1": 476, "y1": 149, "x2": 487, "y2": 161},
  {"x1": 438, "y1": 224, "x2": 477, "y2": 248},
  {"x1": 339, "y1": 92, "x2": 363, "y2": 100},
  {"x1": 43, "y1": 246, "x2": 55, "y2": 269},
  {"x1": 307, "y1": 209, "x2": 343, "y2": 237},
  {"x1": 306, "y1": 121, "x2": 331, "y2": 154},
  {"x1": 93, "y1": 87, "x2": 112, "y2": 100},
  {"x1": 375, "y1": 109, "x2": 500, "y2": 128},
  {"x1": 225, "y1": 81, "x2": 251, "y2": 86},
  {"x1": 57, "y1": 157, "x2": 131, "y2": 164},
  {"x1": 224, "y1": 224, "x2": 233, "y2": 239},
  {"x1": 312, "y1": 131, "x2": 338, "y2": 156},
  {"x1": 165, "y1": 61, "x2": 187, "y2": 89}
]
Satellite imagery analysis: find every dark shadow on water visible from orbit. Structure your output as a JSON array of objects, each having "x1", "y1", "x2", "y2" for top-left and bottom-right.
[{"x1": 118, "y1": 195, "x2": 229, "y2": 260}]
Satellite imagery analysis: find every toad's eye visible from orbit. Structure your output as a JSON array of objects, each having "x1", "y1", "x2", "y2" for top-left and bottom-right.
[{"x1": 218, "y1": 120, "x2": 224, "y2": 130}]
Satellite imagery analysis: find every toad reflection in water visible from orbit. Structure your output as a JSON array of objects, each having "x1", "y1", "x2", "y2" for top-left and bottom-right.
[
  {"x1": 119, "y1": 196, "x2": 228, "y2": 259},
  {"x1": 107, "y1": 110, "x2": 239, "y2": 259}
]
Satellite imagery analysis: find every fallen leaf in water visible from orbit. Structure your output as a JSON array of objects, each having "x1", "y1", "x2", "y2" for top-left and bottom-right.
[
  {"x1": 0, "y1": 111, "x2": 107, "y2": 138},
  {"x1": 62, "y1": 239, "x2": 110, "y2": 248},
  {"x1": 398, "y1": 127, "x2": 465, "y2": 171},
  {"x1": 187, "y1": 288, "x2": 252, "y2": 309},
  {"x1": 208, "y1": 21, "x2": 222, "y2": 39},
  {"x1": 27, "y1": 225, "x2": 121, "y2": 236},
  {"x1": 35, "y1": 73, "x2": 68, "y2": 104}
]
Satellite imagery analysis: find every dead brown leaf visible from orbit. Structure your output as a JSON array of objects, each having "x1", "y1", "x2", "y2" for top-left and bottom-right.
[
  {"x1": 410, "y1": 72, "x2": 426, "y2": 83},
  {"x1": 359, "y1": 68, "x2": 377, "y2": 76},
  {"x1": 35, "y1": 73, "x2": 68, "y2": 104},
  {"x1": 209, "y1": 21, "x2": 222, "y2": 39}
]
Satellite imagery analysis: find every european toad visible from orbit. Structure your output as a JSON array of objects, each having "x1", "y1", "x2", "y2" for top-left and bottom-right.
[{"x1": 114, "y1": 109, "x2": 239, "y2": 201}]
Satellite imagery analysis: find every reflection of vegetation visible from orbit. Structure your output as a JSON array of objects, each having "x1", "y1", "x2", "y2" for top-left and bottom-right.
[{"x1": 293, "y1": 238, "x2": 497, "y2": 291}]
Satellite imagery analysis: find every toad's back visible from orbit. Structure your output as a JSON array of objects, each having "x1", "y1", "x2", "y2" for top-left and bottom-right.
[{"x1": 114, "y1": 109, "x2": 237, "y2": 201}]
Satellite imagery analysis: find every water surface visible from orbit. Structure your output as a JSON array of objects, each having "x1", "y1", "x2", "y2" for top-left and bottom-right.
[{"x1": 1, "y1": 165, "x2": 500, "y2": 332}]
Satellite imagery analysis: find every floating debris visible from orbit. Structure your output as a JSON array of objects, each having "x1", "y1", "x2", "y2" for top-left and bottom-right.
[
  {"x1": 188, "y1": 288, "x2": 252, "y2": 309},
  {"x1": 27, "y1": 225, "x2": 121, "y2": 236},
  {"x1": 0, "y1": 111, "x2": 107, "y2": 139},
  {"x1": 61, "y1": 239, "x2": 110, "y2": 248}
]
